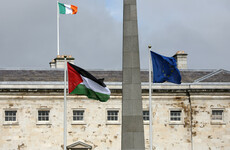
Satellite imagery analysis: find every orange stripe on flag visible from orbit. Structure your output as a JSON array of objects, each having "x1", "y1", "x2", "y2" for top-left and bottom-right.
[{"x1": 71, "y1": 5, "x2": 78, "y2": 14}]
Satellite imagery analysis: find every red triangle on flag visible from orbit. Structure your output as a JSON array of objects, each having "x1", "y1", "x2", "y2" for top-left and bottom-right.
[{"x1": 67, "y1": 63, "x2": 83, "y2": 93}]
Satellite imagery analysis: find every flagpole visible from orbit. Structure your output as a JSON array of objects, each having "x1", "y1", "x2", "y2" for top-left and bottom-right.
[
  {"x1": 57, "y1": 1, "x2": 60, "y2": 56},
  {"x1": 64, "y1": 56, "x2": 67, "y2": 150},
  {"x1": 148, "y1": 45, "x2": 153, "y2": 150}
]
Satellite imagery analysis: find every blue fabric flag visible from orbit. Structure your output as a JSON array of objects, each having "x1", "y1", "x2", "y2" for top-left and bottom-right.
[{"x1": 150, "y1": 51, "x2": 181, "y2": 84}]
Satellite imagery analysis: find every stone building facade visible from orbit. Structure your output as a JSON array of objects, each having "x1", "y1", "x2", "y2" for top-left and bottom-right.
[
  {"x1": 0, "y1": 68, "x2": 230, "y2": 150},
  {"x1": 0, "y1": 54, "x2": 230, "y2": 150}
]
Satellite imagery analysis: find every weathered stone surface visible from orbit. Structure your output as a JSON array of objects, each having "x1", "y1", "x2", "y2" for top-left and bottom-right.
[
  {"x1": 122, "y1": 0, "x2": 145, "y2": 149},
  {"x1": 0, "y1": 84, "x2": 230, "y2": 150},
  {"x1": 0, "y1": 95, "x2": 122, "y2": 150}
]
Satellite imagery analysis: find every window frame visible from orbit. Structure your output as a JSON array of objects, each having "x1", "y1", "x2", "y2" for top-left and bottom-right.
[
  {"x1": 169, "y1": 109, "x2": 184, "y2": 125},
  {"x1": 3, "y1": 109, "x2": 19, "y2": 125},
  {"x1": 37, "y1": 109, "x2": 51, "y2": 125},
  {"x1": 106, "y1": 108, "x2": 120, "y2": 125},
  {"x1": 72, "y1": 108, "x2": 86, "y2": 125},
  {"x1": 143, "y1": 110, "x2": 150, "y2": 125},
  {"x1": 211, "y1": 108, "x2": 225, "y2": 125}
]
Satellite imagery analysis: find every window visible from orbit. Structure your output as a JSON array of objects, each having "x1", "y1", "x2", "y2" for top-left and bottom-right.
[
  {"x1": 107, "y1": 110, "x2": 119, "y2": 121},
  {"x1": 211, "y1": 109, "x2": 225, "y2": 125},
  {"x1": 170, "y1": 110, "x2": 182, "y2": 121},
  {"x1": 143, "y1": 111, "x2": 149, "y2": 121},
  {"x1": 212, "y1": 110, "x2": 223, "y2": 121},
  {"x1": 169, "y1": 109, "x2": 183, "y2": 125},
  {"x1": 72, "y1": 109, "x2": 86, "y2": 125},
  {"x1": 5, "y1": 111, "x2": 17, "y2": 122},
  {"x1": 106, "y1": 109, "x2": 120, "y2": 125},
  {"x1": 38, "y1": 110, "x2": 50, "y2": 121},
  {"x1": 3, "y1": 110, "x2": 18, "y2": 125},
  {"x1": 73, "y1": 110, "x2": 84, "y2": 121}
]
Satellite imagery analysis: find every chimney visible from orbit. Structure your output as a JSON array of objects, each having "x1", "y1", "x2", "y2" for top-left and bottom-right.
[
  {"x1": 49, "y1": 55, "x2": 75, "y2": 69},
  {"x1": 173, "y1": 51, "x2": 188, "y2": 69}
]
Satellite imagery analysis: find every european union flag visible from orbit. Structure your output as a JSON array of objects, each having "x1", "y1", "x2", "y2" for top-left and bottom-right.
[{"x1": 151, "y1": 51, "x2": 181, "y2": 84}]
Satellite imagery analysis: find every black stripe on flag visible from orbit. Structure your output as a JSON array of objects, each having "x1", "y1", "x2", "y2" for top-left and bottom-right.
[{"x1": 68, "y1": 63, "x2": 106, "y2": 87}]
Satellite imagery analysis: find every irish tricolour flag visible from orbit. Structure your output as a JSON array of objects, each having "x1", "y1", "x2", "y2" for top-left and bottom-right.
[
  {"x1": 67, "y1": 63, "x2": 111, "y2": 102},
  {"x1": 58, "y1": 2, "x2": 78, "y2": 14}
]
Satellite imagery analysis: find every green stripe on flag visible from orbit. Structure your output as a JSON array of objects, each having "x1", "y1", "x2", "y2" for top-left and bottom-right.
[
  {"x1": 58, "y1": 2, "x2": 66, "y2": 14},
  {"x1": 70, "y1": 84, "x2": 110, "y2": 102}
]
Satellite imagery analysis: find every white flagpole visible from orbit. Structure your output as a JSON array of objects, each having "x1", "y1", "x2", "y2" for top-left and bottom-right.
[
  {"x1": 57, "y1": 1, "x2": 60, "y2": 56},
  {"x1": 148, "y1": 45, "x2": 153, "y2": 150},
  {"x1": 64, "y1": 56, "x2": 67, "y2": 150}
]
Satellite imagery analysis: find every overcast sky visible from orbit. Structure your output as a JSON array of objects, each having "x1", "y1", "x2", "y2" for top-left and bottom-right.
[{"x1": 0, "y1": 0, "x2": 230, "y2": 70}]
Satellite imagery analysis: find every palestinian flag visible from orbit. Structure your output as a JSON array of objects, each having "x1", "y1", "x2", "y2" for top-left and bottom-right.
[
  {"x1": 67, "y1": 63, "x2": 111, "y2": 102},
  {"x1": 58, "y1": 2, "x2": 78, "y2": 14}
]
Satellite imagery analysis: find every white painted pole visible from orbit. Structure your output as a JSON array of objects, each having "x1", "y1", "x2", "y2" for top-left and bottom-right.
[
  {"x1": 64, "y1": 56, "x2": 67, "y2": 150},
  {"x1": 57, "y1": 1, "x2": 60, "y2": 56},
  {"x1": 148, "y1": 45, "x2": 153, "y2": 150}
]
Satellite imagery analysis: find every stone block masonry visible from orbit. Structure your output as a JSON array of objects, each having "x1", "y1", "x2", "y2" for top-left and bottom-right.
[{"x1": 122, "y1": 0, "x2": 145, "y2": 149}]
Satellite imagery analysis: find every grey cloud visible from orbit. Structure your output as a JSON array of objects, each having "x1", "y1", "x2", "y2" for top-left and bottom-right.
[{"x1": 0, "y1": 0, "x2": 229, "y2": 70}]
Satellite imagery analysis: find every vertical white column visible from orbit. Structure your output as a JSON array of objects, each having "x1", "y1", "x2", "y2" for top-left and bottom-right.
[
  {"x1": 57, "y1": 1, "x2": 60, "y2": 56},
  {"x1": 64, "y1": 56, "x2": 67, "y2": 150},
  {"x1": 148, "y1": 45, "x2": 153, "y2": 150}
]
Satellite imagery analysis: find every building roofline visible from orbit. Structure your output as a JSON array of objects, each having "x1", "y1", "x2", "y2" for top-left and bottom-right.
[
  {"x1": 0, "y1": 82, "x2": 230, "y2": 89},
  {"x1": 0, "y1": 68, "x2": 227, "y2": 72},
  {"x1": 0, "y1": 67, "x2": 64, "y2": 71},
  {"x1": 0, "y1": 81, "x2": 230, "y2": 85}
]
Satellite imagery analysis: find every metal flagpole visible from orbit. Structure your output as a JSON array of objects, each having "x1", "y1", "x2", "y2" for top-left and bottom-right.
[
  {"x1": 148, "y1": 45, "x2": 153, "y2": 150},
  {"x1": 64, "y1": 56, "x2": 67, "y2": 150},
  {"x1": 57, "y1": 1, "x2": 60, "y2": 56}
]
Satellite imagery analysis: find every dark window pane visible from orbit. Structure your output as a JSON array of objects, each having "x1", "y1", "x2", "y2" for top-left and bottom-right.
[
  {"x1": 73, "y1": 110, "x2": 84, "y2": 121},
  {"x1": 5, "y1": 111, "x2": 17, "y2": 122},
  {"x1": 212, "y1": 110, "x2": 223, "y2": 120},
  {"x1": 73, "y1": 116, "x2": 76, "y2": 120},
  {"x1": 170, "y1": 110, "x2": 181, "y2": 121},
  {"x1": 107, "y1": 111, "x2": 119, "y2": 121},
  {"x1": 38, "y1": 111, "x2": 50, "y2": 121},
  {"x1": 12, "y1": 117, "x2": 16, "y2": 121},
  {"x1": 143, "y1": 111, "x2": 149, "y2": 121}
]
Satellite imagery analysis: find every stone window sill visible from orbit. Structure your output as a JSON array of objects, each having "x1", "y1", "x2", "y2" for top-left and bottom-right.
[
  {"x1": 3, "y1": 122, "x2": 19, "y2": 126},
  {"x1": 211, "y1": 121, "x2": 226, "y2": 125},
  {"x1": 143, "y1": 121, "x2": 150, "y2": 125},
  {"x1": 36, "y1": 122, "x2": 51, "y2": 125},
  {"x1": 106, "y1": 121, "x2": 121, "y2": 125},
  {"x1": 169, "y1": 121, "x2": 184, "y2": 125},
  {"x1": 71, "y1": 121, "x2": 86, "y2": 125}
]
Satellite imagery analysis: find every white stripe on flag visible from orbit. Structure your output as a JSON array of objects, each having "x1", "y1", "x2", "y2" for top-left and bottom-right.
[
  {"x1": 64, "y1": 4, "x2": 73, "y2": 14},
  {"x1": 81, "y1": 75, "x2": 111, "y2": 95}
]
